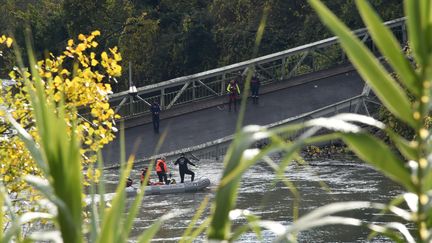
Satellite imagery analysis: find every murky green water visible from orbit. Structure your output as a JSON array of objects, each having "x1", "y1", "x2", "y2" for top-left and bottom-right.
[{"x1": 104, "y1": 156, "x2": 405, "y2": 242}]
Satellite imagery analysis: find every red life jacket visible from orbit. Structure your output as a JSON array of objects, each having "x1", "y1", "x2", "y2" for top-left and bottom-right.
[{"x1": 156, "y1": 159, "x2": 168, "y2": 173}]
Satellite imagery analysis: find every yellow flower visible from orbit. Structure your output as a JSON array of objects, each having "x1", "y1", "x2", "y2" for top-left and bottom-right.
[
  {"x1": 76, "y1": 43, "x2": 86, "y2": 52},
  {"x1": 91, "y1": 30, "x2": 101, "y2": 36},
  {"x1": 67, "y1": 39, "x2": 74, "y2": 47},
  {"x1": 6, "y1": 37, "x2": 13, "y2": 47},
  {"x1": 91, "y1": 59, "x2": 99, "y2": 66},
  {"x1": 78, "y1": 34, "x2": 86, "y2": 41}
]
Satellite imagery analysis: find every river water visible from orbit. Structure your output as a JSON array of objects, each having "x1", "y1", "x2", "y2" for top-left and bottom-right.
[{"x1": 104, "y1": 155, "x2": 405, "y2": 242}]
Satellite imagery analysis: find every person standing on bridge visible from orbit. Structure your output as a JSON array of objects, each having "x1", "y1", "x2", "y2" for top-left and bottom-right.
[
  {"x1": 150, "y1": 101, "x2": 161, "y2": 133},
  {"x1": 250, "y1": 73, "x2": 260, "y2": 104},
  {"x1": 174, "y1": 153, "x2": 196, "y2": 183},
  {"x1": 226, "y1": 78, "x2": 241, "y2": 112}
]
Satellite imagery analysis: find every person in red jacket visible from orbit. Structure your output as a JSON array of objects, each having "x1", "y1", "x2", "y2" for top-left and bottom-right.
[
  {"x1": 155, "y1": 156, "x2": 169, "y2": 184},
  {"x1": 226, "y1": 78, "x2": 241, "y2": 112}
]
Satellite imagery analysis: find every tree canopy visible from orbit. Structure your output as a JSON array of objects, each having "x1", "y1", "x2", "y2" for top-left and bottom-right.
[{"x1": 0, "y1": 0, "x2": 403, "y2": 91}]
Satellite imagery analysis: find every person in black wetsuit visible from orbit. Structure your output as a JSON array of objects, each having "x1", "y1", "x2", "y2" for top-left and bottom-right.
[
  {"x1": 174, "y1": 153, "x2": 196, "y2": 183},
  {"x1": 150, "y1": 102, "x2": 161, "y2": 133}
]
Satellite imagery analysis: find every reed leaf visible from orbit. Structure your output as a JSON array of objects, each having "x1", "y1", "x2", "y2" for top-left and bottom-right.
[
  {"x1": 309, "y1": 0, "x2": 415, "y2": 128},
  {"x1": 386, "y1": 130, "x2": 417, "y2": 161},
  {"x1": 5, "y1": 113, "x2": 49, "y2": 176},
  {"x1": 136, "y1": 213, "x2": 175, "y2": 243},
  {"x1": 420, "y1": 0, "x2": 432, "y2": 54},
  {"x1": 21, "y1": 34, "x2": 84, "y2": 243},
  {"x1": 180, "y1": 196, "x2": 210, "y2": 243},
  {"x1": 0, "y1": 185, "x2": 3, "y2": 241},
  {"x1": 207, "y1": 132, "x2": 255, "y2": 239},
  {"x1": 355, "y1": 0, "x2": 420, "y2": 97},
  {"x1": 404, "y1": 1, "x2": 425, "y2": 66},
  {"x1": 96, "y1": 154, "x2": 134, "y2": 243},
  {"x1": 341, "y1": 133, "x2": 414, "y2": 192}
]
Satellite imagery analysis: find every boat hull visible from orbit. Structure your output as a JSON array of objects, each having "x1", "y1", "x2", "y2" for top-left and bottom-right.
[{"x1": 127, "y1": 178, "x2": 210, "y2": 196}]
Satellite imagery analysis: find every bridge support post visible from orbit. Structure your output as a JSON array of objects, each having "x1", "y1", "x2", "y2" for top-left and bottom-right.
[
  {"x1": 192, "y1": 81, "x2": 196, "y2": 100},
  {"x1": 221, "y1": 73, "x2": 226, "y2": 95},
  {"x1": 402, "y1": 23, "x2": 407, "y2": 44},
  {"x1": 281, "y1": 58, "x2": 286, "y2": 80},
  {"x1": 160, "y1": 88, "x2": 165, "y2": 109}
]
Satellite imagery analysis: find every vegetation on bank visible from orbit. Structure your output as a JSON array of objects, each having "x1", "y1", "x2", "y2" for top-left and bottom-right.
[{"x1": 0, "y1": 32, "x2": 120, "y2": 211}]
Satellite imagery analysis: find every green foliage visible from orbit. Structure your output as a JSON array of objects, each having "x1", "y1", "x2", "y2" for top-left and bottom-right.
[
  {"x1": 1, "y1": 44, "x2": 167, "y2": 242},
  {"x1": 206, "y1": 0, "x2": 432, "y2": 242},
  {"x1": 1, "y1": 1, "x2": 426, "y2": 242},
  {"x1": 0, "y1": 0, "x2": 404, "y2": 91}
]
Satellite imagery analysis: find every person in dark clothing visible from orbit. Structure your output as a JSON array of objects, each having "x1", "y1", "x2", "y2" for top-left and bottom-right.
[
  {"x1": 226, "y1": 78, "x2": 241, "y2": 112},
  {"x1": 126, "y1": 178, "x2": 133, "y2": 187},
  {"x1": 174, "y1": 153, "x2": 196, "y2": 183},
  {"x1": 150, "y1": 102, "x2": 161, "y2": 133},
  {"x1": 140, "y1": 167, "x2": 150, "y2": 185},
  {"x1": 250, "y1": 74, "x2": 260, "y2": 104}
]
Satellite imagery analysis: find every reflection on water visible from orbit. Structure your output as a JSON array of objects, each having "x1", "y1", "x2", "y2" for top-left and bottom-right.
[{"x1": 104, "y1": 156, "x2": 404, "y2": 242}]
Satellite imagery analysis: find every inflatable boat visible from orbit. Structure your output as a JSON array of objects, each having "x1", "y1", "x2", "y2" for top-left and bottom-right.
[{"x1": 126, "y1": 177, "x2": 211, "y2": 196}]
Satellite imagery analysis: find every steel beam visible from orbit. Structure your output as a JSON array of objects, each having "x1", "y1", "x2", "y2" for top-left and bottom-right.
[
  {"x1": 166, "y1": 81, "x2": 191, "y2": 109},
  {"x1": 287, "y1": 50, "x2": 310, "y2": 79},
  {"x1": 197, "y1": 80, "x2": 220, "y2": 96}
]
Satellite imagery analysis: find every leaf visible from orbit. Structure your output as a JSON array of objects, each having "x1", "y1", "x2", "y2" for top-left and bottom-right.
[
  {"x1": 6, "y1": 113, "x2": 49, "y2": 176},
  {"x1": 25, "y1": 175, "x2": 73, "y2": 225},
  {"x1": 208, "y1": 125, "x2": 266, "y2": 240},
  {"x1": 180, "y1": 197, "x2": 210, "y2": 243},
  {"x1": 356, "y1": 0, "x2": 420, "y2": 97},
  {"x1": 29, "y1": 231, "x2": 62, "y2": 243},
  {"x1": 386, "y1": 130, "x2": 417, "y2": 161},
  {"x1": 341, "y1": 133, "x2": 414, "y2": 191},
  {"x1": 19, "y1": 212, "x2": 54, "y2": 224},
  {"x1": 309, "y1": 0, "x2": 416, "y2": 128},
  {"x1": 332, "y1": 113, "x2": 385, "y2": 129},
  {"x1": 136, "y1": 213, "x2": 175, "y2": 243},
  {"x1": 96, "y1": 150, "x2": 134, "y2": 243},
  {"x1": 404, "y1": 1, "x2": 425, "y2": 65}
]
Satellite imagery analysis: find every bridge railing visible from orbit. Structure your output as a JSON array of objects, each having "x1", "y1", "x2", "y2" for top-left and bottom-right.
[{"x1": 109, "y1": 17, "x2": 406, "y2": 120}]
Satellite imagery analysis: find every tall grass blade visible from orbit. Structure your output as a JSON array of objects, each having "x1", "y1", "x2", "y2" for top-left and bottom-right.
[
  {"x1": 180, "y1": 196, "x2": 209, "y2": 243},
  {"x1": 309, "y1": 0, "x2": 415, "y2": 128},
  {"x1": 136, "y1": 213, "x2": 175, "y2": 243},
  {"x1": 96, "y1": 154, "x2": 134, "y2": 243},
  {"x1": 6, "y1": 111, "x2": 49, "y2": 175},
  {"x1": 121, "y1": 171, "x2": 148, "y2": 241},
  {"x1": 236, "y1": 5, "x2": 269, "y2": 132},
  {"x1": 21, "y1": 33, "x2": 84, "y2": 242},
  {"x1": 404, "y1": 1, "x2": 425, "y2": 65},
  {"x1": 29, "y1": 231, "x2": 62, "y2": 243},
  {"x1": 386, "y1": 130, "x2": 417, "y2": 161},
  {"x1": 97, "y1": 152, "x2": 106, "y2": 220},
  {"x1": 355, "y1": 0, "x2": 420, "y2": 97},
  {"x1": 208, "y1": 127, "x2": 261, "y2": 240},
  {"x1": 341, "y1": 133, "x2": 414, "y2": 191},
  {"x1": 0, "y1": 185, "x2": 3, "y2": 241},
  {"x1": 189, "y1": 218, "x2": 211, "y2": 241},
  {"x1": 420, "y1": 0, "x2": 431, "y2": 54},
  {"x1": 288, "y1": 201, "x2": 382, "y2": 233}
]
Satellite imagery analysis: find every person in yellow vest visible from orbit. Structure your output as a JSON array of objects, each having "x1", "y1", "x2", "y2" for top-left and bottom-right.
[
  {"x1": 155, "y1": 156, "x2": 169, "y2": 184},
  {"x1": 226, "y1": 78, "x2": 241, "y2": 111}
]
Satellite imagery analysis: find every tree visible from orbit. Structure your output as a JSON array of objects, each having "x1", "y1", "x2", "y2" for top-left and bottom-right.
[
  {"x1": 118, "y1": 13, "x2": 159, "y2": 87},
  {"x1": 0, "y1": 31, "x2": 121, "y2": 199}
]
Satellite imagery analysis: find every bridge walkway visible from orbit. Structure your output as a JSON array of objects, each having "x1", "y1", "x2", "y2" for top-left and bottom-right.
[{"x1": 102, "y1": 67, "x2": 364, "y2": 166}]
